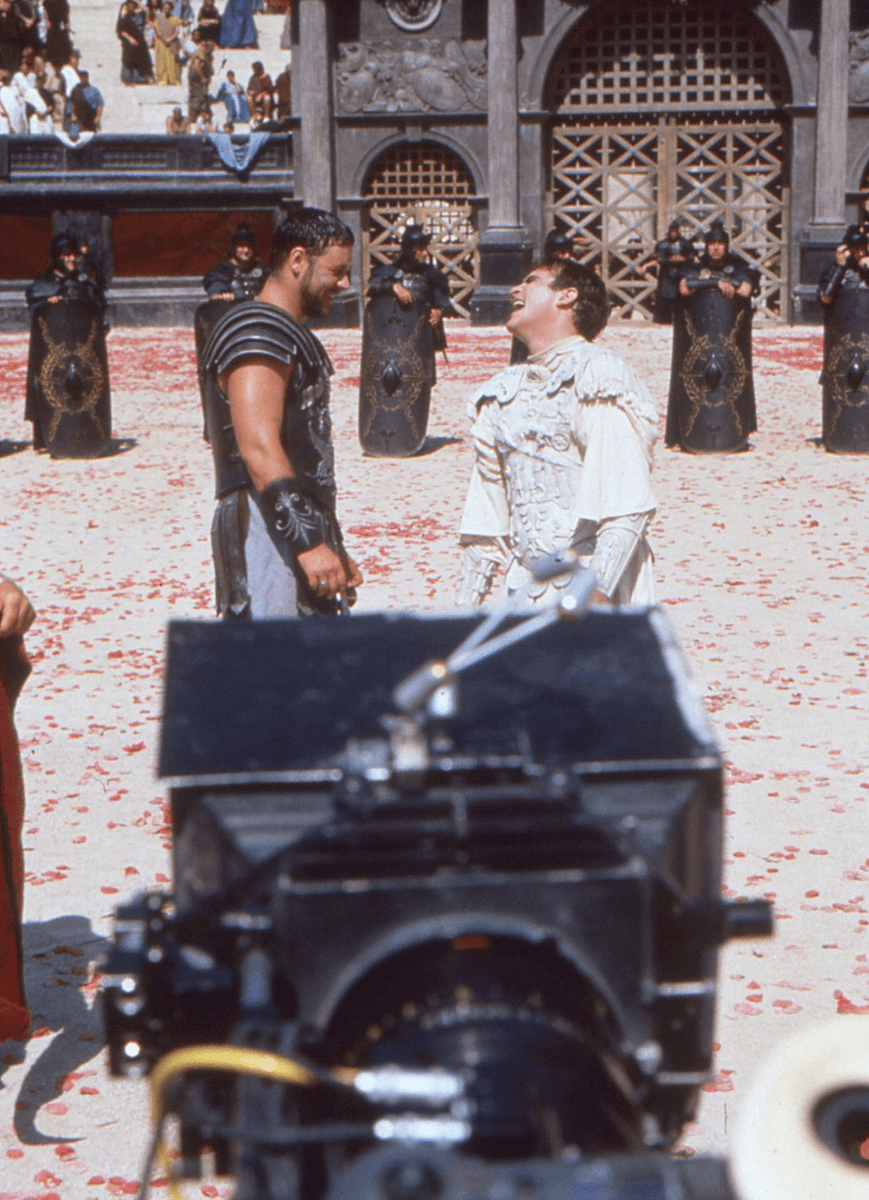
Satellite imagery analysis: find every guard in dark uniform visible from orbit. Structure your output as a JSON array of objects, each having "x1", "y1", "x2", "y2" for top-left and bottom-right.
[
  {"x1": 359, "y1": 223, "x2": 455, "y2": 457},
  {"x1": 195, "y1": 224, "x2": 268, "y2": 438},
  {"x1": 666, "y1": 222, "x2": 758, "y2": 453},
  {"x1": 640, "y1": 220, "x2": 695, "y2": 324},
  {"x1": 817, "y1": 225, "x2": 869, "y2": 453},
  {"x1": 25, "y1": 232, "x2": 111, "y2": 458}
]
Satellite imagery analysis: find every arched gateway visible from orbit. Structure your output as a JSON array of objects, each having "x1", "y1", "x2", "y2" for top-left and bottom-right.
[
  {"x1": 362, "y1": 140, "x2": 480, "y2": 318},
  {"x1": 547, "y1": 0, "x2": 790, "y2": 321}
]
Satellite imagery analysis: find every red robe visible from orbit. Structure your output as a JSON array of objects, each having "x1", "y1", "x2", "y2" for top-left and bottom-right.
[{"x1": 0, "y1": 637, "x2": 30, "y2": 1041}]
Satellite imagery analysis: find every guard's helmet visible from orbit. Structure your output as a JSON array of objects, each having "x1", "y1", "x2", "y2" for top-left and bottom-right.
[
  {"x1": 400, "y1": 223, "x2": 431, "y2": 253},
  {"x1": 543, "y1": 229, "x2": 574, "y2": 259},
  {"x1": 844, "y1": 224, "x2": 867, "y2": 251},
  {"x1": 705, "y1": 221, "x2": 729, "y2": 247},
  {"x1": 50, "y1": 232, "x2": 78, "y2": 264},
  {"x1": 231, "y1": 223, "x2": 256, "y2": 250}
]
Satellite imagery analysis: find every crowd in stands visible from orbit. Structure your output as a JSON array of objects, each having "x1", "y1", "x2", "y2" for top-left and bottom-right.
[
  {"x1": 0, "y1": 1, "x2": 103, "y2": 138},
  {"x1": 0, "y1": 0, "x2": 291, "y2": 136}
]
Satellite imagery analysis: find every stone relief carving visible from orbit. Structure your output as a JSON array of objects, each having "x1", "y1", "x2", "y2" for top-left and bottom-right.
[
  {"x1": 336, "y1": 39, "x2": 487, "y2": 113},
  {"x1": 384, "y1": 0, "x2": 442, "y2": 32},
  {"x1": 851, "y1": 31, "x2": 869, "y2": 104}
]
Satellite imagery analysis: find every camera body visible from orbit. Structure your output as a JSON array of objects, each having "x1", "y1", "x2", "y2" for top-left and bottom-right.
[{"x1": 103, "y1": 611, "x2": 771, "y2": 1198}]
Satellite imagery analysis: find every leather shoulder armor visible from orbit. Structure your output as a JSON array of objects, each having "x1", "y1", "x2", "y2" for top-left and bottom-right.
[{"x1": 203, "y1": 301, "x2": 332, "y2": 380}]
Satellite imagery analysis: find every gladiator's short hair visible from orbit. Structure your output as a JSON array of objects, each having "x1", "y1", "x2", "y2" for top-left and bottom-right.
[
  {"x1": 270, "y1": 207, "x2": 354, "y2": 271},
  {"x1": 544, "y1": 257, "x2": 610, "y2": 341}
]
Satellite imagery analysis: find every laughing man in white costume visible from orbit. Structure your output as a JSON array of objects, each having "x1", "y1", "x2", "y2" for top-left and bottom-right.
[{"x1": 456, "y1": 257, "x2": 658, "y2": 608}]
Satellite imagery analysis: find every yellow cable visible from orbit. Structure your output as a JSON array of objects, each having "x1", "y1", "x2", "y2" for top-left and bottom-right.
[{"x1": 144, "y1": 1045, "x2": 359, "y2": 1200}]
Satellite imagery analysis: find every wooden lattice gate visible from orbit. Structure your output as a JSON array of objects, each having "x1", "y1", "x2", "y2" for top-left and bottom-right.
[
  {"x1": 549, "y1": 0, "x2": 790, "y2": 322},
  {"x1": 362, "y1": 141, "x2": 480, "y2": 318}
]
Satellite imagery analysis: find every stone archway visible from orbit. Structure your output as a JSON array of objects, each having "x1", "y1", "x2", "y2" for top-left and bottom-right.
[
  {"x1": 547, "y1": 0, "x2": 791, "y2": 321},
  {"x1": 361, "y1": 140, "x2": 480, "y2": 318}
]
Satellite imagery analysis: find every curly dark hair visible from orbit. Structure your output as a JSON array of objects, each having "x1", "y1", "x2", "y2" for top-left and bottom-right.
[
  {"x1": 271, "y1": 207, "x2": 354, "y2": 271},
  {"x1": 544, "y1": 257, "x2": 610, "y2": 342}
]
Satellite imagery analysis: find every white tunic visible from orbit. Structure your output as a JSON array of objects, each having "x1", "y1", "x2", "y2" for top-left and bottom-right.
[{"x1": 458, "y1": 334, "x2": 658, "y2": 607}]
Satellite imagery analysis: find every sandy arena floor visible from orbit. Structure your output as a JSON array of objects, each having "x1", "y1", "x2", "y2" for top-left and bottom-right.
[{"x1": 1, "y1": 319, "x2": 867, "y2": 1197}]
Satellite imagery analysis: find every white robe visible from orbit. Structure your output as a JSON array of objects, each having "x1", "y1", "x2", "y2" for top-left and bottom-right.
[{"x1": 458, "y1": 334, "x2": 658, "y2": 607}]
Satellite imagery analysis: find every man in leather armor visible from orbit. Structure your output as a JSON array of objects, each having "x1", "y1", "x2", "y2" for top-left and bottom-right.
[
  {"x1": 202, "y1": 223, "x2": 268, "y2": 303},
  {"x1": 25, "y1": 231, "x2": 111, "y2": 457},
  {"x1": 202, "y1": 208, "x2": 363, "y2": 618},
  {"x1": 665, "y1": 222, "x2": 758, "y2": 453},
  {"x1": 817, "y1": 224, "x2": 869, "y2": 452},
  {"x1": 367, "y1": 223, "x2": 454, "y2": 357},
  {"x1": 359, "y1": 222, "x2": 455, "y2": 455},
  {"x1": 639, "y1": 220, "x2": 694, "y2": 324},
  {"x1": 457, "y1": 258, "x2": 657, "y2": 609}
]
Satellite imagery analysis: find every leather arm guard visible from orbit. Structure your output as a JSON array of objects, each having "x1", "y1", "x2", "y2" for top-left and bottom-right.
[
  {"x1": 818, "y1": 264, "x2": 846, "y2": 304},
  {"x1": 455, "y1": 537, "x2": 509, "y2": 608},
  {"x1": 258, "y1": 477, "x2": 330, "y2": 563},
  {"x1": 587, "y1": 514, "x2": 650, "y2": 599}
]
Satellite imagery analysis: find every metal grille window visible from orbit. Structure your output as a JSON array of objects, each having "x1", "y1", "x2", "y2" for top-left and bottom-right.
[
  {"x1": 362, "y1": 141, "x2": 480, "y2": 318},
  {"x1": 548, "y1": 0, "x2": 789, "y2": 322},
  {"x1": 551, "y1": 1, "x2": 784, "y2": 114}
]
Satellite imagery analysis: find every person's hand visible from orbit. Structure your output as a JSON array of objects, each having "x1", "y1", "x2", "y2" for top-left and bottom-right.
[
  {"x1": 297, "y1": 543, "x2": 348, "y2": 601},
  {"x1": 679, "y1": 277, "x2": 691, "y2": 297},
  {"x1": 428, "y1": 307, "x2": 442, "y2": 326},
  {"x1": 0, "y1": 580, "x2": 35, "y2": 638},
  {"x1": 393, "y1": 283, "x2": 412, "y2": 305},
  {"x1": 718, "y1": 279, "x2": 736, "y2": 298},
  {"x1": 215, "y1": 291, "x2": 233, "y2": 301},
  {"x1": 48, "y1": 293, "x2": 62, "y2": 303},
  {"x1": 341, "y1": 554, "x2": 364, "y2": 590},
  {"x1": 736, "y1": 281, "x2": 752, "y2": 298}
]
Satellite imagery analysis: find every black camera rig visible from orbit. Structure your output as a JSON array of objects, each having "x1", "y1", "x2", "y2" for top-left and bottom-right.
[{"x1": 103, "y1": 591, "x2": 772, "y2": 1199}]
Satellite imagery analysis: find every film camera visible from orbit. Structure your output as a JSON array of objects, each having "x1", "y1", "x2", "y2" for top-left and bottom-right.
[{"x1": 103, "y1": 595, "x2": 772, "y2": 1199}]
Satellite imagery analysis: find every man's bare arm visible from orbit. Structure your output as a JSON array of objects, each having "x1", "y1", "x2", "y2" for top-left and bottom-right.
[{"x1": 226, "y1": 357, "x2": 351, "y2": 596}]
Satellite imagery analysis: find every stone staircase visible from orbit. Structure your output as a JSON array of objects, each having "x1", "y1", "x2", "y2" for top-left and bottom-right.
[{"x1": 67, "y1": 0, "x2": 290, "y2": 133}]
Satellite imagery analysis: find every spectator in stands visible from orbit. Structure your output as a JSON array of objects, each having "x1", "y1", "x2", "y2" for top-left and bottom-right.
[
  {"x1": 273, "y1": 61, "x2": 289, "y2": 121},
  {"x1": 144, "y1": 0, "x2": 159, "y2": 50},
  {"x1": 246, "y1": 58, "x2": 271, "y2": 121},
  {"x1": 13, "y1": 48, "x2": 51, "y2": 131},
  {"x1": 165, "y1": 102, "x2": 189, "y2": 132},
  {"x1": 58, "y1": 41, "x2": 77, "y2": 91},
  {"x1": 117, "y1": 0, "x2": 154, "y2": 84},
  {"x1": 215, "y1": 66, "x2": 248, "y2": 122},
  {"x1": 42, "y1": 0, "x2": 72, "y2": 70},
  {"x1": 0, "y1": 0, "x2": 26, "y2": 75},
  {"x1": 195, "y1": 0, "x2": 220, "y2": 46},
  {"x1": 186, "y1": 28, "x2": 212, "y2": 120},
  {"x1": 191, "y1": 100, "x2": 213, "y2": 132},
  {"x1": 14, "y1": 0, "x2": 38, "y2": 55},
  {"x1": 29, "y1": 53, "x2": 56, "y2": 130},
  {"x1": 39, "y1": 51, "x2": 62, "y2": 118},
  {"x1": 70, "y1": 67, "x2": 102, "y2": 130},
  {"x1": 0, "y1": 65, "x2": 26, "y2": 132},
  {"x1": 152, "y1": 0, "x2": 182, "y2": 84},
  {"x1": 220, "y1": 0, "x2": 256, "y2": 50}
]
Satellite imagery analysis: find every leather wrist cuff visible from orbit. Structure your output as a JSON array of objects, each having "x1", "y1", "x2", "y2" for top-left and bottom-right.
[
  {"x1": 259, "y1": 477, "x2": 328, "y2": 558},
  {"x1": 820, "y1": 265, "x2": 846, "y2": 301}
]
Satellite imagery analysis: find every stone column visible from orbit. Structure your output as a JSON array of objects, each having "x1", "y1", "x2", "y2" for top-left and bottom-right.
[
  {"x1": 795, "y1": 0, "x2": 850, "y2": 322},
  {"x1": 486, "y1": 0, "x2": 520, "y2": 233},
  {"x1": 812, "y1": 0, "x2": 849, "y2": 229},
  {"x1": 470, "y1": 0, "x2": 530, "y2": 325},
  {"x1": 296, "y1": 0, "x2": 334, "y2": 210}
]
